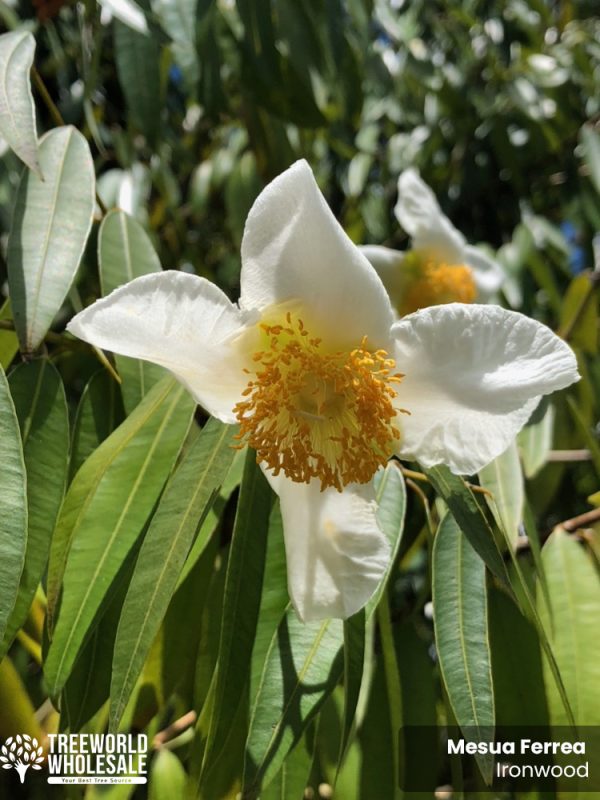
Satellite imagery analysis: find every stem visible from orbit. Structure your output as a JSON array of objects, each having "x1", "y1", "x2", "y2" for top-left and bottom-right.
[
  {"x1": 31, "y1": 67, "x2": 108, "y2": 216},
  {"x1": 560, "y1": 506, "x2": 600, "y2": 532}
]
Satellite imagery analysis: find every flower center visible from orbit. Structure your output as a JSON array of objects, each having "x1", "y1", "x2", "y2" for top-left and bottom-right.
[
  {"x1": 400, "y1": 260, "x2": 476, "y2": 315},
  {"x1": 234, "y1": 311, "x2": 406, "y2": 491}
]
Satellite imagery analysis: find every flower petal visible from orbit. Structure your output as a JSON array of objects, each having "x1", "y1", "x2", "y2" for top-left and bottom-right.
[
  {"x1": 240, "y1": 160, "x2": 394, "y2": 349},
  {"x1": 464, "y1": 245, "x2": 505, "y2": 300},
  {"x1": 359, "y1": 244, "x2": 407, "y2": 313},
  {"x1": 391, "y1": 303, "x2": 579, "y2": 474},
  {"x1": 67, "y1": 271, "x2": 249, "y2": 422},
  {"x1": 394, "y1": 169, "x2": 465, "y2": 264},
  {"x1": 265, "y1": 470, "x2": 390, "y2": 621}
]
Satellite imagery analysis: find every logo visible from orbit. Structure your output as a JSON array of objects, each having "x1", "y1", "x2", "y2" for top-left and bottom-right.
[{"x1": 0, "y1": 735, "x2": 44, "y2": 784}]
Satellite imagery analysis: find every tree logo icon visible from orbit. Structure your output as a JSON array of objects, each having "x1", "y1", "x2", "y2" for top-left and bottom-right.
[{"x1": 0, "y1": 735, "x2": 44, "y2": 783}]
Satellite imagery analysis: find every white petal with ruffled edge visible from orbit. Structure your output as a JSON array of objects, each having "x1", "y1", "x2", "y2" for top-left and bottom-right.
[
  {"x1": 266, "y1": 471, "x2": 390, "y2": 622},
  {"x1": 240, "y1": 159, "x2": 394, "y2": 350},
  {"x1": 67, "y1": 271, "x2": 250, "y2": 422},
  {"x1": 391, "y1": 303, "x2": 579, "y2": 474},
  {"x1": 394, "y1": 169, "x2": 465, "y2": 265}
]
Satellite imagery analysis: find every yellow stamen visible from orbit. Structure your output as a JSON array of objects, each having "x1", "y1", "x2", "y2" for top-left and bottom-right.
[
  {"x1": 401, "y1": 261, "x2": 476, "y2": 315},
  {"x1": 234, "y1": 313, "x2": 408, "y2": 491}
]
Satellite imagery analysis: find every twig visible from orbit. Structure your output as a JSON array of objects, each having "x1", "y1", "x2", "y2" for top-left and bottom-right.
[
  {"x1": 547, "y1": 449, "x2": 592, "y2": 462},
  {"x1": 560, "y1": 506, "x2": 600, "y2": 532},
  {"x1": 153, "y1": 711, "x2": 197, "y2": 748},
  {"x1": 397, "y1": 463, "x2": 491, "y2": 496},
  {"x1": 31, "y1": 66, "x2": 108, "y2": 216}
]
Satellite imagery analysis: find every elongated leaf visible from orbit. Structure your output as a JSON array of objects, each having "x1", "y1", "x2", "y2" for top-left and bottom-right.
[
  {"x1": 198, "y1": 453, "x2": 272, "y2": 785},
  {"x1": 518, "y1": 400, "x2": 555, "y2": 478},
  {"x1": 0, "y1": 31, "x2": 40, "y2": 175},
  {"x1": 243, "y1": 612, "x2": 344, "y2": 794},
  {"x1": 114, "y1": 16, "x2": 161, "y2": 144},
  {"x1": 1, "y1": 361, "x2": 68, "y2": 657},
  {"x1": 260, "y1": 723, "x2": 315, "y2": 800},
  {"x1": 426, "y1": 465, "x2": 509, "y2": 586},
  {"x1": 153, "y1": 0, "x2": 199, "y2": 88},
  {"x1": 376, "y1": 593, "x2": 402, "y2": 798},
  {"x1": 489, "y1": 586, "x2": 549, "y2": 726},
  {"x1": 432, "y1": 514, "x2": 495, "y2": 784},
  {"x1": 98, "y1": 209, "x2": 164, "y2": 412},
  {"x1": 100, "y1": 0, "x2": 149, "y2": 33},
  {"x1": 0, "y1": 298, "x2": 19, "y2": 369},
  {"x1": 478, "y1": 440, "x2": 524, "y2": 549},
  {"x1": 0, "y1": 365, "x2": 27, "y2": 641},
  {"x1": 7, "y1": 126, "x2": 95, "y2": 353},
  {"x1": 44, "y1": 378, "x2": 194, "y2": 696},
  {"x1": 538, "y1": 529, "x2": 600, "y2": 726},
  {"x1": 70, "y1": 370, "x2": 125, "y2": 479},
  {"x1": 149, "y1": 749, "x2": 187, "y2": 800},
  {"x1": 580, "y1": 123, "x2": 600, "y2": 196},
  {"x1": 109, "y1": 419, "x2": 237, "y2": 730}
]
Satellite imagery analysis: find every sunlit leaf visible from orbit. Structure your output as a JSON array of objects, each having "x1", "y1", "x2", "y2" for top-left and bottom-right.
[
  {"x1": 109, "y1": 419, "x2": 237, "y2": 730},
  {"x1": 0, "y1": 365, "x2": 27, "y2": 642},
  {"x1": 7, "y1": 127, "x2": 95, "y2": 354},
  {"x1": 432, "y1": 513, "x2": 494, "y2": 784},
  {"x1": 44, "y1": 378, "x2": 194, "y2": 696},
  {"x1": 0, "y1": 31, "x2": 40, "y2": 175},
  {"x1": 1, "y1": 361, "x2": 68, "y2": 658},
  {"x1": 479, "y1": 440, "x2": 524, "y2": 549}
]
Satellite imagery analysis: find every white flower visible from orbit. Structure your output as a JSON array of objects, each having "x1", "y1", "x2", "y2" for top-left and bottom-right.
[
  {"x1": 68, "y1": 160, "x2": 578, "y2": 622},
  {"x1": 361, "y1": 168, "x2": 506, "y2": 315}
]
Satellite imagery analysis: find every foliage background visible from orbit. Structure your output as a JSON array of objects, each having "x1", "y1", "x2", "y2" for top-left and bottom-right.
[{"x1": 0, "y1": 0, "x2": 599, "y2": 798}]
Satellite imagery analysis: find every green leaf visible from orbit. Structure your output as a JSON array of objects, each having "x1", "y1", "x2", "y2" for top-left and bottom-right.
[
  {"x1": 149, "y1": 749, "x2": 187, "y2": 800},
  {"x1": 7, "y1": 126, "x2": 95, "y2": 354},
  {"x1": 580, "y1": 123, "x2": 600, "y2": 196},
  {"x1": 426, "y1": 465, "x2": 509, "y2": 586},
  {"x1": 98, "y1": 209, "x2": 161, "y2": 294},
  {"x1": 1, "y1": 361, "x2": 68, "y2": 657},
  {"x1": 198, "y1": 452, "x2": 272, "y2": 786},
  {"x1": 114, "y1": 15, "x2": 162, "y2": 145},
  {"x1": 243, "y1": 612, "x2": 344, "y2": 794},
  {"x1": 489, "y1": 586, "x2": 549, "y2": 726},
  {"x1": 44, "y1": 377, "x2": 194, "y2": 696},
  {"x1": 538, "y1": 529, "x2": 600, "y2": 726},
  {"x1": 98, "y1": 209, "x2": 164, "y2": 412},
  {"x1": 558, "y1": 273, "x2": 598, "y2": 354},
  {"x1": 432, "y1": 514, "x2": 495, "y2": 784},
  {"x1": 0, "y1": 364, "x2": 27, "y2": 642},
  {"x1": 0, "y1": 299, "x2": 19, "y2": 370},
  {"x1": 478, "y1": 440, "x2": 524, "y2": 549},
  {"x1": 260, "y1": 722, "x2": 316, "y2": 800},
  {"x1": 153, "y1": 0, "x2": 200, "y2": 89},
  {"x1": 70, "y1": 370, "x2": 125, "y2": 480},
  {"x1": 109, "y1": 419, "x2": 238, "y2": 730},
  {"x1": 376, "y1": 592, "x2": 402, "y2": 798},
  {"x1": 518, "y1": 400, "x2": 555, "y2": 478},
  {"x1": 0, "y1": 31, "x2": 40, "y2": 175}
]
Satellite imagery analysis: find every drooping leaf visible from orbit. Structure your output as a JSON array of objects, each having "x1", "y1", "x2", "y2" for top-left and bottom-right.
[
  {"x1": 70, "y1": 370, "x2": 125, "y2": 480},
  {"x1": 99, "y1": 0, "x2": 149, "y2": 33},
  {"x1": 426, "y1": 465, "x2": 509, "y2": 586},
  {"x1": 7, "y1": 126, "x2": 95, "y2": 354},
  {"x1": 98, "y1": 209, "x2": 164, "y2": 412},
  {"x1": 479, "y1": 440, "x2": 524, "y2": 550},
  {"x1": 243, "y1": 612, "x2": 344, "y2": 795},
  {"x1": 580, "y1": 123, "x2": 600, "y2": 196},
  {"x1": 114, "y1": 15, "x2": 162, "y2": 145},
  {"x1": 538, "y1": 529, "x2": 600, "y2": 726},
  {"x1": 0, "y1": 365, "x2": 27, "y2": 642},
  {"x1": 518, "y1": 400, "x2": 555, "y2": 478},
  {"x1": 198, "y1": 453, "x2": 272, "y2": 787},
  {"x1": 149, "y1": 749, "x2": 187, "y2": 800},
  {"x1": 0, "y1": 31, "x2": 40, "y2": 175},
  {"x1": 152, "y1": 0, "x2": 199, "y2": 89},
  {"x1": 558, "y1": 273, "x2": 598, "y2": 354},
  {"x1": 432, "y1": 514, "x2": 495, "y2": 784},
  {"x1": 44, "y1": 378, "x2": 194, "y2": 697},
  {"x1": 260, "y1": 722, "x2": 316, "y2": 800},
  {"x1": 109, "y1": 419, "x2": 238, "y2": 730},
  {"x1": 1, "y1": 361, "x2": 68, "y2": 658}
]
